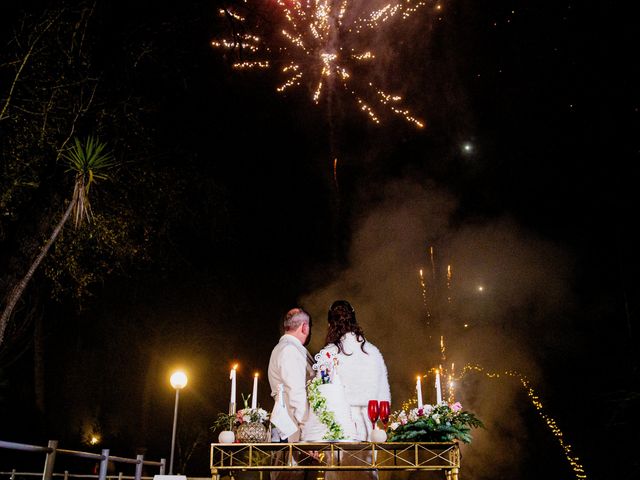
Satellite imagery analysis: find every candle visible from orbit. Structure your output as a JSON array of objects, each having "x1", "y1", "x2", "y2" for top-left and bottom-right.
[
  {"x1": 230, "y1": 364, "x2": 237, "y2": 413},
  {"x1": 251, "y1": 373, "x2": 259, "y2": 409},
  {"x1": 416, "y1": 375, "x2": 423, "y2": 408},
  {"x1": 435, "y1": 368, "x2": 442, "y2": 404}
]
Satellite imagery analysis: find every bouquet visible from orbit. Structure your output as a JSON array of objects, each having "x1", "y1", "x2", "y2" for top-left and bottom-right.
[{"x1": 387, "y1": 401, "x2": 484, "y2": 443}]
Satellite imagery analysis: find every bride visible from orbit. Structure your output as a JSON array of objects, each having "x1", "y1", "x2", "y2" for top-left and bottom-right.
[{"x1": 305, "y1": 300, "x2": 391, "y2": 480}]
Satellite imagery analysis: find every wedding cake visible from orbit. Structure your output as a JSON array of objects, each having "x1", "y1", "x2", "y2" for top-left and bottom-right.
[{"x1": 302, "y1": 350, "x2": 357, "y2": 441}]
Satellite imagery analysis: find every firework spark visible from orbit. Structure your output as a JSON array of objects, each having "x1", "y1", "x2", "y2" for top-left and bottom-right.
[
  {"x1": 418, "y1": 268, "x2": 431, "y2": 325},
  {"x1": 212, "y1": 0, "x2": 429, "y2": 127}
]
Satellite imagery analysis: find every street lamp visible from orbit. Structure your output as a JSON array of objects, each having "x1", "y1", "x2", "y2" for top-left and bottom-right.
[{"x1": 169, "y1": 370, "x2": 188, "y2": 475}]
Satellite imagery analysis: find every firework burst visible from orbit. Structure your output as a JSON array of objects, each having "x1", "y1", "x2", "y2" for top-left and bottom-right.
[{"x1": 212, "y1": 0, "x2": 430, "y2": 128}]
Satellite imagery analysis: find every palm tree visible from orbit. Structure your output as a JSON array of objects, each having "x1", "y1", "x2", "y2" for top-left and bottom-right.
[{"x1": 0, "y1": 136, "x2": 115, "y2": 347}]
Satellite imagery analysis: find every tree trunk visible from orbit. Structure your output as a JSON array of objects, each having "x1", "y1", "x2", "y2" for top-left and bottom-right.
[{"x1": 0, "y1": 196, "x2": 77, "y2": 347}]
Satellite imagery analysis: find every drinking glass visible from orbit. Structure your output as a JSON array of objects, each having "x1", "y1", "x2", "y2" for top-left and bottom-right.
[
  {"x1": 379, "y1": 400, "x2": 390, "y2": 429},
  {"x1": 367, "y1": 400, "x2": 379, "y2": 430}
]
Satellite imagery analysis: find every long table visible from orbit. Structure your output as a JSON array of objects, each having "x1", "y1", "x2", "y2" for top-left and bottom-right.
[{"x1": 210, "y1": 441, "x2": 461, "y2": 479}]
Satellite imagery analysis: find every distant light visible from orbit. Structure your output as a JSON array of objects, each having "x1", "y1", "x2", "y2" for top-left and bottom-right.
[
  {"x1": 90, "y1": 435, "x2": 100, "y2": 445},
  {"x1": 170, "y1": 371, "x2": 188, "y2": 390},
  {"x1": 477, "y1": 285, "x2": 484, "y2": 292},
  {"x1": 462, "y1": 142, "x2": 473, "y2": 153},
  {"x1": 464, "y1": 324, "x2": 469, "y2": 328}
]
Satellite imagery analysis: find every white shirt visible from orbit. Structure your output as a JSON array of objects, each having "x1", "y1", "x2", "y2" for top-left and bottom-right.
[{"x1": 268, "y1": 333, "x2": 314, "y2": 441}]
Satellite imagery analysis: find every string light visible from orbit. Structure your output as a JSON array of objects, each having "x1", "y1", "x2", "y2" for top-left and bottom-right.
[{"x1": 458, "y1": 364, "x2": 588, "y2": 479}]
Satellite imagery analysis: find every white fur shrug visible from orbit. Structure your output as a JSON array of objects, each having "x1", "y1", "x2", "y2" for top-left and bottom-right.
[{"x1": 320, "y1": 332, "x2": 391, "y2": 406}]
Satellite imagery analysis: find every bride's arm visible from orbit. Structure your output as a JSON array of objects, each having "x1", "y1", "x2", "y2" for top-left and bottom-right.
[{"x1": 377, "y1": 352, "x2": 392, "y2": 402}]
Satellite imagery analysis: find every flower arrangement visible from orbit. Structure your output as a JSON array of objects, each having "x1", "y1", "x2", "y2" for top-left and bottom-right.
[
  {"x1": 236, "y1": 405, "x2": 270, "y2": 425},
  {"x1": 387, "y1": 401, "x2": 484, "y2": 443},
  {"x1": 210, "y1": 394, "x2": 270, "y2": 433},
  {"x1": 211, "y1": 412, "x2": 236, "y2": 433},
  {"x1": 236, "y1": 393, "x2": 270, "y2": 425}
]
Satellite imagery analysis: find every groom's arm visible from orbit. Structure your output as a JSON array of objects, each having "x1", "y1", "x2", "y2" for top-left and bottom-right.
[{"x1": 280, "y1": 345, "x2": 309, "y2": 425}]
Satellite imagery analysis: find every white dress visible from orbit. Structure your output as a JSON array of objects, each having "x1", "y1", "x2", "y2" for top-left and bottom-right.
[{"x1": 319, "y1": 333, "x2": 391, "y2": 480}]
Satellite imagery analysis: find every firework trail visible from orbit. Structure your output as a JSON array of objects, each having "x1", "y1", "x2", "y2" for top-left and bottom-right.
[
  {"x1": 418, "y1": 268, "x2": 431, "y2": 326},
  {"x1": 429, "y1": 245, "x2": 436, "y2": 286}
]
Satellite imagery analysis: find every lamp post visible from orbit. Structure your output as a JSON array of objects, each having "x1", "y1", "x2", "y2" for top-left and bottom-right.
[{"x1": 169, "y1": 370, "x2": 188, "y2": 475}]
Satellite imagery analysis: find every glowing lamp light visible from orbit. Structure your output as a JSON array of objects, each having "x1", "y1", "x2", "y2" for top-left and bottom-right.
[
  {"x1": 170, "y1": 370, "x2": 188, "y2": 390},
  {"x1": 90, "y1": 435, "x2": 100, "y2": 445},
  {"x1": 477, "y1": 285, "x2": 484, "y2": 292}
]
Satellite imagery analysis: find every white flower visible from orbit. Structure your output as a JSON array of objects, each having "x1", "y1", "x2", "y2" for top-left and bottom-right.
[
  {"x1": 423, "y1": 404, "x2": 434, "y2": 415},
  {"x1": 398, "y1": 411, "x2": 408, "y2": 425},
  {"x1": 432, "y1": 413, "x2": 441, "y2": 424}
]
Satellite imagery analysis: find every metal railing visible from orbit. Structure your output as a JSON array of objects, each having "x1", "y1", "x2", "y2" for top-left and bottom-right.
[{"x1": 0, "y1": 440, "x2": 166, "y2": 480}]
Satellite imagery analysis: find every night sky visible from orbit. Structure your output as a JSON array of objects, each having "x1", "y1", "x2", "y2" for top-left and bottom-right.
[{"x1": 0, "y1": 1, "x2": 638, "y2": 479}]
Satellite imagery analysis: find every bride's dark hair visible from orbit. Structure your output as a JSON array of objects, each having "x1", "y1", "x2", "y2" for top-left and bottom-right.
[{"x1": 326, "y1": 300, "x2": 367, "y2": 354}]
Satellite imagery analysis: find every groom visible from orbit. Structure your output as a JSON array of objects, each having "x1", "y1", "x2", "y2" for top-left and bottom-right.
[{"x1": 268, "y1": 307, "x2": 315, "y2": 442}]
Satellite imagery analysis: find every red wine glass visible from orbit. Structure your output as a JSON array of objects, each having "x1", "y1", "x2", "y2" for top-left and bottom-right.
[
  {"x1": 367, "y1": 400, "x2": 379, "y2": 430},
  {"x1": 379, "y1": 400, "x2": 390, "y2": 429}
]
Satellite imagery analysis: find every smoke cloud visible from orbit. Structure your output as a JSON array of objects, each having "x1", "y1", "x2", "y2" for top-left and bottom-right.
[{"x1": 301, "y1": 177, "x2": 575, "y2": 479}]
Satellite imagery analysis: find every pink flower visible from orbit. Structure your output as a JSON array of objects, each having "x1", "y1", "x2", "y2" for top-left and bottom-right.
[{"x1": 450, "y1": 402, "x2": 462, "y2": 412}]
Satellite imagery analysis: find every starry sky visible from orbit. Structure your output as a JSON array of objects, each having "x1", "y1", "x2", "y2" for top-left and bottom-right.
[{"x1": 0, "y1": 1, "x2": 638, "y2": 479}]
